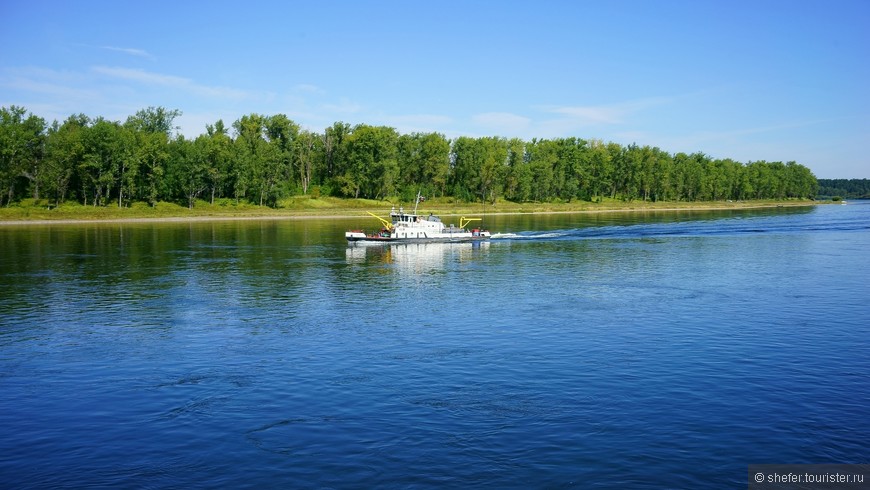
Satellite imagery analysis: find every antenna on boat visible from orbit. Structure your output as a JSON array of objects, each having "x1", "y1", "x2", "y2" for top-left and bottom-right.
[
  {"x1": 413, "y1": 189, "x2": 422, "y2": 214},
  {"x1": 481, "y1": 188, "x2": 487, "y2": 228}
]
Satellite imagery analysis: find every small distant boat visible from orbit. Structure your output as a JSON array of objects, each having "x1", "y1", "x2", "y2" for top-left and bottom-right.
[{"x1": 346, "y1": 193, "x2": 491, "y2": 243}]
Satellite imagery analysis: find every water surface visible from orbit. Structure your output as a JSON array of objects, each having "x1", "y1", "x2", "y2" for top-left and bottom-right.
[{"x1": 1, "y1": 203, "x2": 868, "y2": 488}]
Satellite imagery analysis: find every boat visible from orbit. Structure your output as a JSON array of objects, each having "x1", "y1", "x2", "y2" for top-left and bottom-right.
[{"x1": 346, "y1": 194, "x2": 492, "y2": 243}]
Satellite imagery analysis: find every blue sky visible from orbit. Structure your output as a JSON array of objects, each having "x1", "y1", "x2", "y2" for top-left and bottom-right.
[{"x1": 2, "y1": 0, "x2": 868, "y2": 178}]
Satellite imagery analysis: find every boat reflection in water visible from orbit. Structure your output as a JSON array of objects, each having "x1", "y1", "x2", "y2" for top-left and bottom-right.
[{"x1": 345, "y1": 240, "x2": 490, "y2": 273}]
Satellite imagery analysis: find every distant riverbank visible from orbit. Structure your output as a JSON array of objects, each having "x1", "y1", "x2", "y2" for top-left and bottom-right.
[{"x1": 0, "y1": 197, "x2": 821, "y2": 226}]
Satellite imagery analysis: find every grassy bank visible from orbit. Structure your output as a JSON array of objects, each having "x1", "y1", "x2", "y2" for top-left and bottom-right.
[{"x1": 0, "y1": 196, "x2": 820, "y2": 224}]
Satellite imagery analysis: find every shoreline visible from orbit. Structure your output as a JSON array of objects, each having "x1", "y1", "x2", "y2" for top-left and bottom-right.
[{"x1": 0, "y1": 201, "x2": 820, "y2": 226}]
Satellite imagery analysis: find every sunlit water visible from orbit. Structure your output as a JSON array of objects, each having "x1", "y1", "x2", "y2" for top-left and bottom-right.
[{"x1": 1, "y1": 203, "x2": 868, "y2": 488}]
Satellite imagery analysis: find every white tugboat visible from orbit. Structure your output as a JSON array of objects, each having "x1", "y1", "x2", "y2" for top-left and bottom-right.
[{"x1": 345, "y1": 194, "x2": 491, "y2": 243}]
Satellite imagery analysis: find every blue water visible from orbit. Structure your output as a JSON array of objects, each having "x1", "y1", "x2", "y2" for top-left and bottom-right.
[{"x1": 1, "y1": 203, "x2": 868, "y2": 488}]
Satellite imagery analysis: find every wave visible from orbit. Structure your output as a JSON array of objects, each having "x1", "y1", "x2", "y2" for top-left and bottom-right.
[
  {"x1": 490, "y1": 209, "x2": 870, "y2": 243},
  {"x1": 491, "y1": 232, "x2": 566, "y2": 240}
]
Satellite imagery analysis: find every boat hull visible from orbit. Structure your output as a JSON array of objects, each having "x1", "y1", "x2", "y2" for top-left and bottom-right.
[{"x1": 345, "y1": 231, "x2": 491, "y2": 243}]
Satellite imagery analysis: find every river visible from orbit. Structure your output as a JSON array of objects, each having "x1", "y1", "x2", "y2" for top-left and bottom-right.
[{"x1": 1, "y1": 202, "x2": 868, "y2": 488}]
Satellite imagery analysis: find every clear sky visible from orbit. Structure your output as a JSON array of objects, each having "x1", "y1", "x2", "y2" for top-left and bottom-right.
[{"x1": 2, "y1": 0, "x2": 868, "y2": 178}]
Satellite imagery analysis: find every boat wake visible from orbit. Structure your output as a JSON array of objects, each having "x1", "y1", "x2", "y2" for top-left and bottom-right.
[
  {"x1": 493, "y1": 223, "x2": 755, "y2": 242},
  {"x1": 491, "y1": 231, "x2": 567, "y2": 240},
  {"x1": 489, "y1": 209, "x2": 868, "y2": 242}
]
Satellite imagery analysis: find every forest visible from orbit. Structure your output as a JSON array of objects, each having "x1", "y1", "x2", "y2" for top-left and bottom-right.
[
  {"x1": 817, "y1": 179, "x2": 870, "y2": 199},
  {"x1": 1, "y1": 105, "x2": 819, "y2": 209}
]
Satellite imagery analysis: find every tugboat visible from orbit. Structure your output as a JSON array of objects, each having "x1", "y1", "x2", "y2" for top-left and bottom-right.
[{"x1": 345, "y1": 193, "x2": 491, "y2": 243}]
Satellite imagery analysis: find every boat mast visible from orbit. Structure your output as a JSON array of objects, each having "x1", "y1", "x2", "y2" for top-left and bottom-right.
[{"x1": 413, "y1": 190, "x2": 422, "y2": 214}]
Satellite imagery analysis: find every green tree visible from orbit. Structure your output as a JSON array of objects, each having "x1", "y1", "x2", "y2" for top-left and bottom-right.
[
  {"x1": 321, "y1": 121, "x2": 351, "y2": 192},
  {"x1": 134, "y1": 131, "x2": 168, "y2": 206},
  {"x1": 556, "y1": 137, "x2": 587, "y2": 200},
  {"x1": 5, "y1": 106, "x2": 824, "y2": 208},
  {"x1": 44, "y1": 114, "x2": 89, "y2": 205},
  {"x1": 675, "y1": 152, "x2": 706, "y2": 201},
  {"x1": 635, "y1": 145, "x2": 657, "y2": 202},
  {"x1": 204, "y1": 120, "x2": 232, "y2": 204},
  {"x1": 169, "y1": 135, "x2": 210, "y2": 208},
  {"x1": 396, "y1": 133, "x2": 419, "y2": 196},
  {"x1": 735, "y1": 163, "x2": 753, "y2": 200},
  {"x1": 116, "y1": 126, "x2": 137, "y2": 207},
  {"x1": 343, "y1": 125, "x2": 399, "y2": 199},
  {"x1": 746, "y1": 161, "x2": 766, "y2": 199},
  {"x1": 79, "y1": 118, "x2": 132, "y2": 206},
  {"x1": 817, "y1": 179, "x2": 870, "y2": 199},
  {"x1": 295, "y1": 129, "x2": 321, "y2": 195},
  {"x1": 585, "y1": 140, "x2": 613, "y2": 202},
  {"x1": 503, "y1": 138, "x2": 530, "y2": 202},
  {"x1": 650, "y1": 148, "x2": 674, "y2": 202},
  {"x1": 126, "y1": 107, "x2": 180, "y2": 206},
  {"x1": 784, "y1": 161, "x2": 816, "y2": 198},
  {"x1": 396, "y1": 132, "x2": 450, "y2": 198},
  {"x1": 126, "y1": 106, "x2": 182, "y2": 136},
  {"x1": 615, "y1": 144, "x2": 642, "y2": 201},
  {"x1": 264, "y1": 114, "x2": 300, "y2": 197},
  {"x1": 0, "y1": 106, "x2": 46, "y2": 205},
  {"x1": 526, "y1": 138, "x2": 557, "y2": 201},
  {"x1": 231, "y1": 114, "x2": 268, "y2": 204},
  {"x1": 451, "y1": 136, "x2": 508, "y2": 203}
]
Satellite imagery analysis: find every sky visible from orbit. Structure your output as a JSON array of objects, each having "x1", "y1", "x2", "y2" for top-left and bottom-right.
[{"x1": 1, "y1": 0, "x2": 868, "y2": 178}]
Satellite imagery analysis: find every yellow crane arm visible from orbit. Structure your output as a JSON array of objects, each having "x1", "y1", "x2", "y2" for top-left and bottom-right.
[
  {"x1": 459, "y1": 217, "x2": 482, "y2": 229},
  {"x1": 366, "y1": 211, "x2": 394, "y2": 231}
]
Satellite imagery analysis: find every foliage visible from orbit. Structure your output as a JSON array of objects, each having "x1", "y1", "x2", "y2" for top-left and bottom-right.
[
  {"x1": 0, "y1": 106, "x2": 46, "y2": 206},
  {"x1": 0, "y1": 105, "x2": 822, "y2": 209},
  {"x1": 817, "y1": 179, "x2": 870, "y2": 199}
]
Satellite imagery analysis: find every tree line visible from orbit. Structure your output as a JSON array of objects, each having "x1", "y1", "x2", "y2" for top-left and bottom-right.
[
  {"x1": 817, "y1": 179, "x2": 870, "y2": 199},
  {"x1": 1, "y1": 105, "x2": 819, "y2": 209}
]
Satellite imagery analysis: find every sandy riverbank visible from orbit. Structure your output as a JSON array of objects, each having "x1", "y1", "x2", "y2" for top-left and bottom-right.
[{"x1": 0, "y1": 200, "x2": 820, "y2": 226}]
